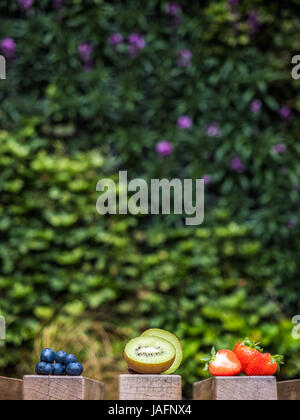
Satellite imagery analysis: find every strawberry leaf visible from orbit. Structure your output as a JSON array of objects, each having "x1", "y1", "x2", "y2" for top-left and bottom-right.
[
  {"x1": 242, "y1": 337, "x2": 263, "y2": 352},
  {"x1": 271, "y1": 354, "x2": 284, "y2": 373}
]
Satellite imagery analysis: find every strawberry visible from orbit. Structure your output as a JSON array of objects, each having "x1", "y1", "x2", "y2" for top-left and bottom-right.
[
  {"x1": 244, "y1": 351, "x2": 265, "y2": 376},
  {"x1": 202, "y1": 348, "x2": 242, "y2": 376},
  {"x1": 260, "y1": 353, "x2": 284, "y2": 375},
  {"x1": 245, "y1": 352, "x2": 284, "y2": 376},
  {"x1": 234, "y1": 337, "x2": 263, "y2": 372}
]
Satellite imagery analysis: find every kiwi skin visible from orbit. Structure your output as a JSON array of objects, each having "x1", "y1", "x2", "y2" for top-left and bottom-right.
[
  {"x1": 124, "y1": 352, "x2": 175, "y2": 374},
  {"x1": 141, "y1": 329, "x2": 183, "y2": 375}
]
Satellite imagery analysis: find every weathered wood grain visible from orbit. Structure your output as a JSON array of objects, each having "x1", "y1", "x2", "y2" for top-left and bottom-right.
[
  {"x1": 0, "y1": 376, "x2": 23, "y2": 400},
  {"x1": 194, "y1": 376, "x2": 277, "y2": 400},
  {"x1": 277, "y1": 379, "x2": 300, "y2": 400},
  {"x1": 193, "y1": 378, "x2": 214, "y2": 400},
  {"x1": 119, "y1": 375, "x2": 182, "y2": 400},
  {"x1": 23, "y1": 376, "x2": 105, "y2": 400}
]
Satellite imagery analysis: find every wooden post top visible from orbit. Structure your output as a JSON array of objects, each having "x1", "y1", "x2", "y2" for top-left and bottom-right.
[
  {"x1": 23, "y1": 375, "x2": 105, "y2": 400},
  {"x1": 119, "y1": 374, "x2": 182, "y2": 401},
  {"x1": 194, "y1": 376, "x2": 277, "y2": 400},
  {"x1": 278, "y1": 379, "x2": 300, "y2": 400},
  {"x1": 0, "y1": 376, "x2": 23, "y2": 401}
]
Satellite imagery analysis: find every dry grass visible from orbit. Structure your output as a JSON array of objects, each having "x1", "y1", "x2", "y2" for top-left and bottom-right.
[{"x1": 24, "y1": 316, "x2": 127, "y2": 399}]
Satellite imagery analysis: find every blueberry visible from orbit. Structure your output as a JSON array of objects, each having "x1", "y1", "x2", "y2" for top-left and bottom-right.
[
  {"x1": 45, "y1": 363, "x2": 54, "y2": 375},
  {"x1": 35, "y1": 362, "x2": 47, "y2": 375},
  {"x1": 66, "y1": 362, "x2": 83, "y2": 377},
  {"x1": 55, "y1": 350, "x2": 67, "y2": 365},
  {"x1": 65, "y1": 354, "x2": 77, "y2": 365},
  {"x1": 40, "y1": 348, "x2": 55, "y2": 363},
  {"x1": 35, "y1": 362, "x2": 54, "y2": 376},
  {"x1": 43, "y1": 363, "x2": 54, "y2": 375},
  {"x1": 52, "y1": 363, "x2": 65, "y2": 376}
]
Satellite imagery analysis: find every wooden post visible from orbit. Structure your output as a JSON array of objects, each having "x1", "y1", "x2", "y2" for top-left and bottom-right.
[
  {"x1": 23, "y1": 376, "x2": 105, "y2": 401},
  {"x1": 0, "y1": 376, "x2": 23, "y2": 400},
  {"x1": 119, "y1": 375, "x2": 182, "y2": 400},
  {"x1": 277, "y1": 379, "x2": 300, "y2": 400},
  {"x1": 193, "y1": 376, "x2": 277, "y2": 400}
]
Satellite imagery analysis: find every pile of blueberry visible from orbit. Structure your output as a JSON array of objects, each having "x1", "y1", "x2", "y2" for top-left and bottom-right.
[{"x1": 35, "y1": 348, "x2": 84, "y2": 376}]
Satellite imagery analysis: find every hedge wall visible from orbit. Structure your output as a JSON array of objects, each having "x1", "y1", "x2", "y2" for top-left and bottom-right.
[{"x1": 0, "y1": 128, "x2": 299, "y2": 395}]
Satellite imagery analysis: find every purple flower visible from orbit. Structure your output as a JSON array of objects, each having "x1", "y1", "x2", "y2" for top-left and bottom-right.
[
  {"x1": 165, "y1": 2, "x2": 182, "y2": 16},
  {"x1": 251, "y1": 99, "x2": 262, "y2": 113},
  {"x1": 177, "y1": 115, "x2": 193, "y2": 130},
  {"x1": 108, "y1": 33, "x2": 123, "y2": 47},
  {"x1": 128, "y1": 33, "x2": 146, "y2": 58},
  {"x1": 78, "y1": 42, "x2": 93, "y2": 63},
  {"x1": 205, "y1": 123, "x2": 221, "y2": 137},
  {"x1": 18, "y1": 0, "x2": 34, "y2": 10},
  {"x1": 280, "y1": 106, "x2": 293, "y2": 120},
  {"x1": 177, "y1": 49, "x2": 192, "y2": 67},
  {"x1": 0, "y1": 38, "x2": 16, "y2": 60},
  {"x1": 203, "y1": 174, "x2": 212, "y2": 184},
  {"x1": 272, "y1": 143, "x2": 286, "y2": 154},
  {"x1": 52, "y1": 0, "x2": 64, "y2": 8},
  {"x1": 156, "y1": 141, "x2": 173, "y2": 157},
  {"x1": 229, "y1": 0, "x2": 239, "y2": 5},
  {"x1": 247, "y1": 11, "x2": 260, "y2": 35},
  {"x1": 230, "y1": 157, "x2": 245, "y2": 173},
  {"x1": 128, "y1": 34, "x2": 146, "y2": 49}
]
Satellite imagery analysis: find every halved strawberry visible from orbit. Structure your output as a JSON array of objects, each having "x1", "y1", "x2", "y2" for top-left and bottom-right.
[
  {"x1": 245, "y1": 352, "x2": 284, "y2": 376},
  {"x1": 203, "y1": 348, "x2": 242, "y2": 376},
  {"x1": 234, "y1": 337, "x2": 263, "y2": 372}
]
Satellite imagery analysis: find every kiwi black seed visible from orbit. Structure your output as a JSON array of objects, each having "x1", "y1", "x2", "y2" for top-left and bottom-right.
[{"x1": 135, "y1": 345, "x2": 164, "y2": 357}]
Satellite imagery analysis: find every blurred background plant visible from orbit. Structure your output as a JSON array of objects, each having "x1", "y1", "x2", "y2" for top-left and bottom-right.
[{"x1": 0, "y1": 0, "x2": 300, "y2": 398}]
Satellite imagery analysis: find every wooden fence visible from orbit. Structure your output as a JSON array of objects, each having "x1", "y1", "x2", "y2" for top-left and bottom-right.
[
  {"x1": 0, "y1": 376, "x2": 23, "y2": 400},
  {"x1": 0, "y1": 375, "x2": 299, "y2": 400}
]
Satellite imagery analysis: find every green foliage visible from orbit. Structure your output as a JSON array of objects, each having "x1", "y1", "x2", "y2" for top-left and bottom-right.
[
  {"x1": 0, "y1": 0, "x2": 300, "y2": 395},
  {"x1": 0, "y1": 130, "x2": 299, "y2": 395}
]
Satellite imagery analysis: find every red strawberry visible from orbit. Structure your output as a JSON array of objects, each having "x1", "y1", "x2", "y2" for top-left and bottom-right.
[
  {"x1": 234, "y1": 337, "x2": 263, "y2": 372},
  {"x1": 260, "y1": 353, "x2": 283, "y2": 375},
  {"x1": 245, "y1": 352, "x2": 284, "y2": 376},
  {"x1": 207, "y1": 349, "x2": 242, "y2": 376},
  {"x1": 244, "y1": 351, "x2": 265, "y2": 376}
]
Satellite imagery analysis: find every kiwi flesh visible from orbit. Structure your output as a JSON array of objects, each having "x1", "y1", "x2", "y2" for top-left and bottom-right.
[
  {"x1": 141, "y1": 329, "x2": 183, "y2": 374},
  {"x1": 124, "y1": 336, "x2": 176, "y2": 374}
]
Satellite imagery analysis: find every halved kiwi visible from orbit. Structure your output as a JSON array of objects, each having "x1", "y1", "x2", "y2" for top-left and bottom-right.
[
  {"x1": 141, "y1": 329, "x2": 183, "y2": 374},
  {"x1": 124, "y1": 336, "x2": 176, "y2": 374}
]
